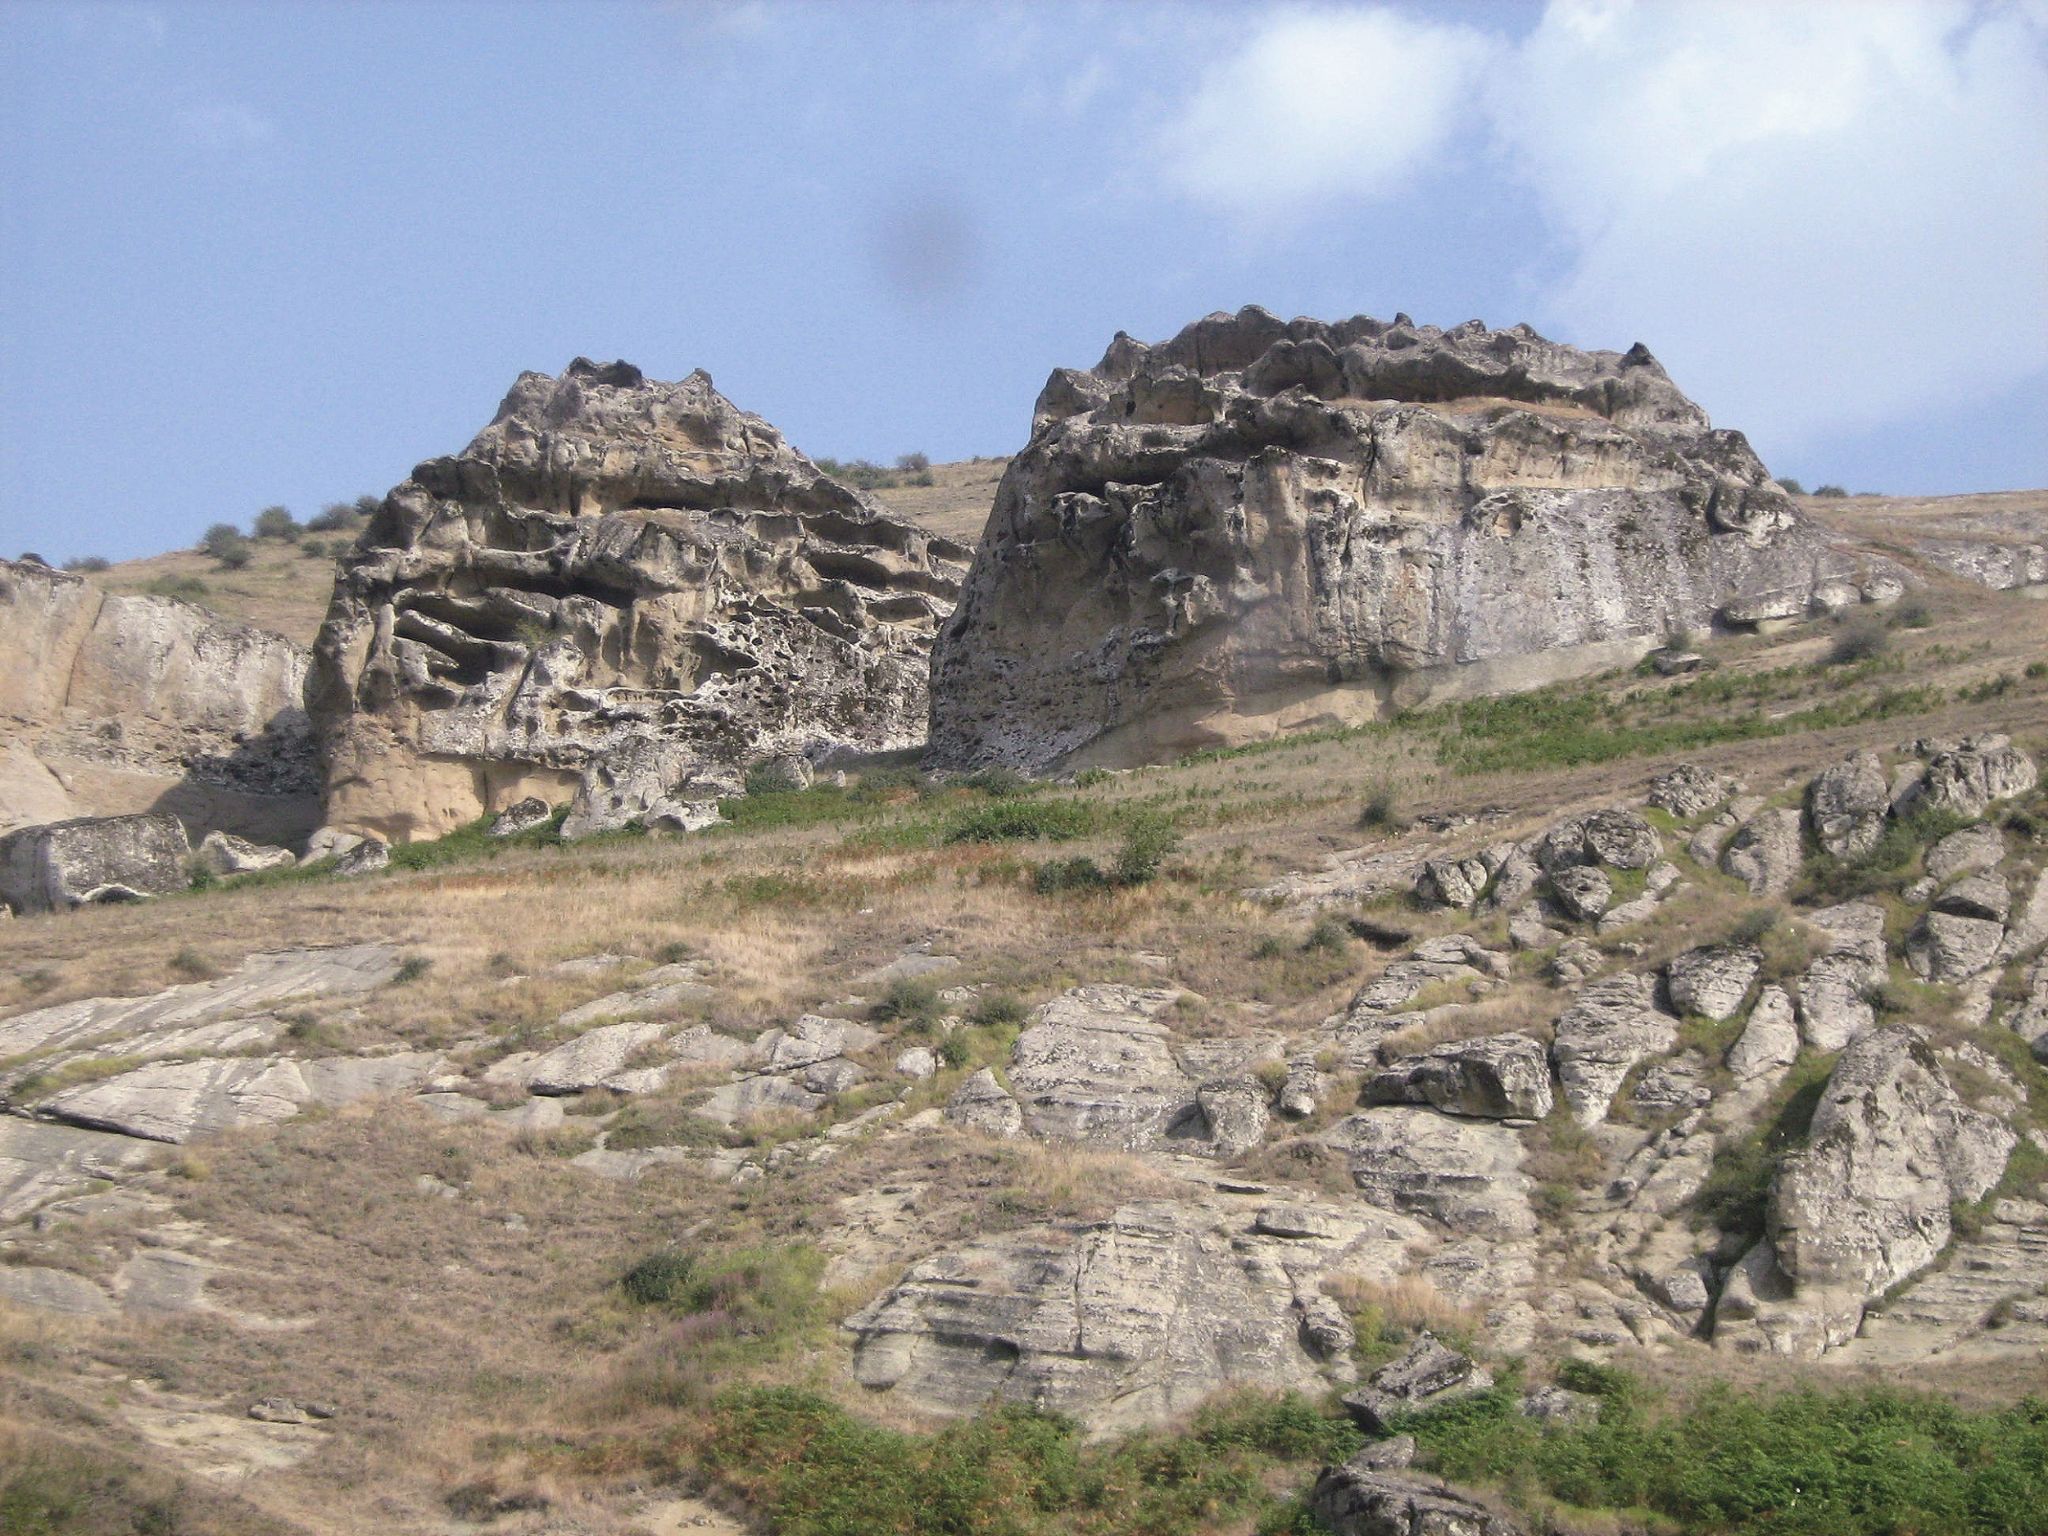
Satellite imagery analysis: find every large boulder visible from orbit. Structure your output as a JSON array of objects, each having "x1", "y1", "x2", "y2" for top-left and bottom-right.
[
  {"x1": 1340, "y1": 1334, "x2": 1495, "y2": 1434},
  {"x1": 1363, "y1": 1033, "x2": 1553, "y2": 1121},
  {"x1": 1549, "y1": 973, "x2": 1677, "y2": 1124},
  {"x1": 1665, "y1": 944, "x2": 1760, "y2": 1022},
  {"x1": 1899, "y1": 735, "x2": 2037, "y2": 820},
  {"x1": 1325, "y1": 1107, "x2": 1535, "y2": 1237},
  {"x1": 0, "y1": 812, "x2": 189, "y2": 913},
  {"x1": 308, "y1": 360, "x2": 966, "y2": 843},
  {"x1": 0, "y1": 559, "x2": 318, "y2": 844},
  {"x1": 1716, "y1": 1025, "x2": 2012, "y2": 1355},
  {"x1": 1721, "y1": 807, "x2": 1803, "y2": 897},
  {"x1": 1310, "y1": 1462, "x2": 1523, "y2": 1536},
  {"x1": 927, "y1": 308, "x2": 1893, "y2": 771}
]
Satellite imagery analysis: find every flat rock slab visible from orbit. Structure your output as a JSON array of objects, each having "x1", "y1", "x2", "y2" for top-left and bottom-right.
[
  {"x1": 849, "y1": 1196, "x2": 1422, "y2": 1433},
  {"x1": 1007, "y1": 985, "x2": 1198, "y2": 1147},
  {"x1": 1550, "y1": 973, "x2": 1676, "y2": 1124},
  {"x1": 519, "y1": 1021, "x2": 668, "y2": 1095},
  {"x1": 0, "y1": 1262, "x2": 115, "y2": 1317},
  {"x1": 0, "y1": 1115, "x2": 160, "y2": 1221},
  {"x1": 0, "y1": 944, "x2": 400, "y2": 1059},
  {"x1": 39, "y1": 1050, "x2": 442, "y2": 1144},
  {"x1": 555, "y1": 963, "x2": 712, "y2": 1028}
]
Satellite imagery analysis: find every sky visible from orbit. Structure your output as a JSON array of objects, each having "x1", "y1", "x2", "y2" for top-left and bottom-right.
[{"x1": 3, "y1": 0, "x2": 2045, "y2": 564}]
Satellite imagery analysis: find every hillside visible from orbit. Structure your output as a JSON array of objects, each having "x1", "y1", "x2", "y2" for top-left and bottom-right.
[{"x1": 2, "y1": 541, "x2": 2046, "y2": 1533}]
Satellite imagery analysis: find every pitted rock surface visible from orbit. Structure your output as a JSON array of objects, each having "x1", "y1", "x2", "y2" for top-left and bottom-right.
[
  {"x1": 1325, "y1": 1107, "x2": 1534, "y2": 1236},
  {"x1": 928, "y1": 307, "x2": 1891, "y2": 771},
  {"x1": 1664, "y1": 944, "x2": 1760, "y2": 1022},
  {"x1": 0, "y1": 813, "x2": 191, "y2": 913},
  {"x1": 1363, "y1": 1032, "x2": 1553, "y2": 1121},
  {"x1": 1808, "y1": 750, "x2": 1890, "y2": 858},
  {"x1": 309, "y1": 359, "x2": 966, "y2": 843},
  {"x1": 1550, "y1": 973, "x2": 1677, "y2": 1124}
]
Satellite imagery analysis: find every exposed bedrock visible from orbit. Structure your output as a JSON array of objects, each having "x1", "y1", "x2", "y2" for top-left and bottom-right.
[
  {"x1": 0, "y1": 559, "x2": 316, "y2": 844},
  {"x1": 928, "y1": 307, "x2": 1899, "y2": 771},
  {"x1": 309, "y1": 359, "x2": 967, "y2": 842}
]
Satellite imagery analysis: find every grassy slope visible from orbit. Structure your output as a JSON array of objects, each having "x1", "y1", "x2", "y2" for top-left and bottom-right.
[{"x1": 3, "y1": 562, "x2": 2046, "y2": 1533}]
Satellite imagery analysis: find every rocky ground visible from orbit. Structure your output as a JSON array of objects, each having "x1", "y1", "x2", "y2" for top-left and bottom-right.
[{"x1": 3, "y1": 544, "x2": 2046, "y2": 1532}]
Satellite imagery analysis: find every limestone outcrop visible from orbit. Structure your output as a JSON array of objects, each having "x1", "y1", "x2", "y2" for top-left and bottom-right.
[
  {"x1": 0, "y1": 559, "x2": 316, "y2": 843},
  {"x1": 309, "y1": 360, "x2": 967, "y2": 842},
  {"x1": 929, "y1": 308, "x2": 1895, "y2": 771}
]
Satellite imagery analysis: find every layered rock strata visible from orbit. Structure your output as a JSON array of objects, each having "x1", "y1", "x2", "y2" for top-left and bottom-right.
[
  {"x1": 310, "y1": 360, "x2": 967, "y2": 841},
  {"x1": 929, "y1": 308, "x2": 1898, "y2": 771}
]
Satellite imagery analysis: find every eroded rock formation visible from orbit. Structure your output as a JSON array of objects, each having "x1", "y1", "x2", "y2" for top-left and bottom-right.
[
  {"x1": 930, "y1": 308, "x2": 1898, "y2": 771},
  {"x1": 310, "y1": 360, "x2": 967, "y2": 841},
  {"x1": 0, "y1": 559, "x2": 316, "y2": 842}
]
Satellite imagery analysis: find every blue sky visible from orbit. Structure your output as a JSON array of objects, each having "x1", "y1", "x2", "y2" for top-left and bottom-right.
[{"x1": 4, "y1": 0, "x2": 2045, "y2": 563}]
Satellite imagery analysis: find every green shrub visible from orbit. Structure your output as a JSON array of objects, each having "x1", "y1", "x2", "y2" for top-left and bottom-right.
[
  {"x1": 252, "y1": 505, "x2": 300, "y2": 541},
  {"x1": 945, "y1": 799, "x2": 1095, "y2": 844},
  {"x1": 1034, "y1": 856, "x2": 1108, "y2": 894},
  {"x1": 873, "y1": 976, "x2": 943, "y2": 1031},
  {"x1": 1893, "y1": 595, "x2": 1934, "y2": 629},
  {"x1": 1357, "y1": 786, "x2": 1406, "y2": 831},
  {"x1": 1826, "y1": 616, "x2": 1889, "y2": 666},
  {"x1": 1814, "y1": 483, "x2": 1850, "y2": 497},
  {"x1": 970, "y1": 992, "x2": 1027, "y2": 1028},
  {"x1": 1774, "y1": 476, "x2": 1806, "y2": 495},
  {"x1": 60, "y1": 555, "x2": 110, "y2": 573},
  {"x1": 144, "y1": 575, "x2": 209, "y2": 601},
  {"x1": 620, "y1": 1244, "x2": 823, "y2": 1336},
  {"x1": 1111, "y1": 812, "x2": 1179, "y2": 885},
  {"x1": 199, "y1": 522, "x2": 252, "y2": 569}
]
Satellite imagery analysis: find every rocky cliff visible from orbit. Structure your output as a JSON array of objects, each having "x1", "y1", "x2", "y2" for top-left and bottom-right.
[
  {"x1": 0, "y1": 558, "x2": 317, "y2": 842},
  {"x1": 930, "y1": 308, "x2": 1901, "y2": 771},
  {"x1": 309, "y1": 360, "x2": 968, "y2": 842}
]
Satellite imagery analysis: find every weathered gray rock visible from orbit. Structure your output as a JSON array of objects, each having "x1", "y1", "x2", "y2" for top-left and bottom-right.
[
  {"x1": 2007, "y1": 958, "x2": 2048, "y2": 1064},
  {"x1": 0, "y1": 812, "x2": 189, "y2": 913},
  {"x1": 1326, "y1": 1107, "x2": 1534, "y2": 1236},
  {"x1": 894, "y1": 1046, "x2": 938, "y2": 1080},
  {"x1": 487, "y1": 796, "x2": 554, "y2": 837},
  {"x1": 1647, "y1": 764, "x2": 1736, "y2": 819},
  {"x1": 1926, "y1": 823, "x2": 2005, "y2": 883},
  {"x1": 1538, "y1": 809, "x2": 1663, "y2": 873},
  {"x1": 519, "y1": 1022, "x2": 668, "y2": 1095},
  {"x1": 1550, "y1": 974, "x2": 1677, "y2": 1123},
  {"x1": 944, "y1": 1068, "x2": 1022, "y2": 1138},
  {"x1": 1278, "y1": 1059, "x2": 1326, "y2": 1118},
  {"x1": 1728, "y1": 985, "x2": 1799, "y2": 1080},
  {"x1": 1196, "y1": 1076, "x2": 1270, "y2": 1154},
  {"x1": 1935, "y1": 873, "x2": 2011, "y2": 923},
  {"x1": 928, "y1": 308, "x2": 1891, "y2": 772},
  {"x1": 194, "y1": 830, "x2": 295, "y2": 877},
  {"x1": 1721, "y1": 808, "x2": 1802, "y2": 897},
  {"x1": 1310, "y1": 1462, "x2": 1522, "y2": 1536},
  {"x1": 0, "y1": 558, "x2": 317, "y2": 844},
  {"x1": 556, "y1": 963, "x2": 712, "y2": 1028},
  {"x1": 0, "y1": 1117, "x2": 158, "y2": 1222},
  {"x1": 1341, "y1": 1334, "x2": 1495, "y2": 1434},
  {"x1": 1665, "y1": 944, "x2": 1760, "y2": 1021},
  {"x1": 1906, "y1": 911, "x2": 2005, "y2": 982},
  {"x1": 1006, "y1": 986, "x2": 1199, "y2": 1147},
  {"x1": 1796, "y1": 902, "x2": 1888, "y2": 1051},
  {"x1": 1348, "y1": 936, "x2": 1507, "y2": 1015},
  {"x1": 848, "y1": 1197, "x2": 1417, "y2": 1431},
  {"x1": 1808, "y1": 750, "x2": 1890, "y2": 858},
  {"x1": 1716, "y1": 1025, "x2": 2013, "y2": 1356},
  {"x1": 1901, "y1": 735, "x2": 2037, "y2": 820},
  {"x1": 1548, "y1": 865, "x2": 1612, "y2": 922},
  {"x1": 39, "y1": 1050, "x2": 441, "y2": 1144},
  {"x1": 0, "y1": 1263, "x2": 116, "y2": 1318},
  {"x1": 310, "y1": 359, "x2": 965, "y2": 845},
  {"x1": 1364, "y1": 1033, "x2": 1553, "y2": 1120},
  {"x1": 1416, "y1": 856, "x2": 1489, "y2": 910},
  {"x1": 1521, "y1": 1386, "x2": 1601, "y2": 1426},
  {"x1": 332, "y1": 837, "x2": 389, "y2": 877}
]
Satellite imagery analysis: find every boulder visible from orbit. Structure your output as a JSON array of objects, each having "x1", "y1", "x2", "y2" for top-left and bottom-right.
[
  {"x1": 332, "y1": 837, "x2": 390, "y2": 877},
  {"x1": 487, "y1": 797, "x2": 554, "y2": 837},
  {"x1": 927, "y1": 308, "x2": 1892, "y2": 773},
  {"x1": 194, "y1": 830, "x2": 295, "y2": 877},
  {"x1": 1416, "y1": 856, "x2": 1489, "y2": 910},
  {"x1": 1664, "y1": 944, "x2": 1761, "y2": 1021},
  {"x1": 1808, "y1": 750, "x2": 1890, "y2": 858},
  {"x1": 2004, "y1": 958, "x2": 2048, "y2": 1064},
  {"x1": 1326, "y1": 1107, "x2": 1535, "y2": 1237},
  {"x1": 1341, "y1": 1334, "x2": 1495, "y2": 1435},
  {"x1": 1310, "y1": 1463, "x2": 1522, "y2": 1536},
  {"x1": 1926, "y1": 823, "x2": 2005, "y2": 883},
  {"x1": 1550, "y1": 973, "x2": 1677, "y2": 1124},
  {"x1": 1735, "y1": 1025, "x2": 2014, "y2": 1354},
  {"x1": 1902, "y1": 735, "x2": 2038, "y2": 820},
  {"x1": 519, "y1": 1021, "x2": 668, "y2": 1095},
  {"x1": 0, "y1": 812, "x2": 189, "y2": 913},
  {"x1": 1721, "y1": 808, "x2": 1803, "y2": 897},
  {"x1": 1728, "y1": 985, "x2": 1799, "y2": 1080},
  {"x1": 1007, "y1": 986, "x2": 1196, "y2": 1146},
  {"x1": 1363, "y1": 1032, "x2": 1553, "y2": 1120},
  {"x1": 945, "y1": 1068, "x2": 1022, "y2": 1138},
  {"x1": 309, "y1": 359, "x2": 966, "y2": 845},
  {"x1": 1935, "y1": 873, "x2": 2010, "y2": 923},
  {"x1": 1536, "y1": 810, "x2": 1661, "y2": 873},
  {"x1": 895, "y1": 1046, "x2": 938, "y2": 1080},
  {"x1": 1548, "y1": 865, "x2": 1612, "y2": 922},
  {"x1": 1796, "y1": 902, "x2": 1888, "y2": 1051},
  {"x1": 1196, "y1": 1076, "x2": 1270, "y2": 1154},
  {"x1": 1906, "y1": 912, "x2": 2004, "y2": 982},
  {"x1": 1647, "y1": 764, "x2": 1736, "y2": 820}
]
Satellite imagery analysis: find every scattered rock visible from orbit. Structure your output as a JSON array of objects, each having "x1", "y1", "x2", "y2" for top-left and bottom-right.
[
  {"x1": 1906, "y1": 911, "x2": 2005, "y2": 982},
  {"x1": 1548, "y1": 865, "x2": 1612, "y2": 922},
  {"x1": 1721, "y1": 807, "x2": 1802, "y2": 897},
  {"x1": 1364, "y1": 1033, "x2": 1553, "y2": 1120},
  {"x1": 519, "y1": 1022, "x2": 668, "y2": 1096},
  {"x1": 332, "y1": 837, "x2": 389, "y2": 877},
  {"x1": 894, "y1": 1046, "x2": 938, "y2": 1080},
  {"x1": 944, "y1": 1068, "x2": 1022, "y2": 1138},
  {"x1": 1808, "y1": 750, "x2": 1890, "y2": 858},
  {"x1": 1550, "y1": 974, "x2": 1677, "y2": 1124},
  {"x1": 1902, "y1": 735, "x2": 2038, "y2": 820},
  {"x1": 1728, "y1": 985, "x2": 1799, "y2": 1080},
  {"x1": 1310, "y1": 1463, "x2": 1523, "y2": 1536},
  {"x1": 1326, "y1": 1107, "x2": 1534, "y2": 1236},
  {"x1": 1926, "y1": 823, "x2": 2006, "y2": 883},
  {"x1": 488, "y1": 797, "x2": 554, "y2": 837},
  {"x1": 195, "y1": 830, "x2": 295, "y2": 877},
  {"x1": 1196, "y1": 1076, "x2": 1270, "y2": 1155},
  {"x1": 1647, "y1": 764, "x2": 1736, "y2": 820},
  {"x1": 1664, "y1": 944, "x2": 1760, "y2": 1021},
  {"x1": 1935, "y1": 873, "x2": 2011, "y2": 923},
  {"x1": 1341, "y1": 1333, "x2": 1495, "y2": 1434}
]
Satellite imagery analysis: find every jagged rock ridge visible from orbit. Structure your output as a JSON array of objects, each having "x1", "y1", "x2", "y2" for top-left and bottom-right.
[
  {"x1": 930, "y1": 307, "x2": 1901, "y2": 771},
  {"x1": 311, "y1": 359, "x2": 968, "y2": 841}
]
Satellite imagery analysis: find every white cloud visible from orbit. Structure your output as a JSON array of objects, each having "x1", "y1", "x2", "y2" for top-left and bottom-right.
[
  {"x1": 1148, "y1": 0, "x2": 2048, "y2": 446},
  {"x1": 1500, "y1": 0, "x2": 2048, "y2": 441},
  {"x1": 1156, "y1": 7, "x2": 1499, "y2": 213}
]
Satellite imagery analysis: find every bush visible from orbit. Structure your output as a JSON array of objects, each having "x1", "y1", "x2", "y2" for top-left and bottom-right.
[
  {"x1": 895, "y1": 451, "x2": 931, "y2": 474},
  {"x1": 944, "y1": 799, "x2": 1094, "y2": 844},
  {"x1": 1111, "y1": 813, "x2": 1179, "y2": 885},
  {"x1": 1033, "y1": 856, "x2": 1109, "y2": 894},
  {"x1": 199, "y1": 521, "x2": 251, "y2": 567},
  {"x1": 61, "y1": 555, "x2": 110, "y2": 573},
  {"x1": 1826, "y1": 616, "x2": 1889, "y2": 666},
  {"x1": 1814, "y1": 483, "x2": 1850, "y2": 498},
  {"x1": 1357, "y1": 786, "x2": 1406, "y2": 831},
  {"x1": 1774, "y1": 476, "x2": 1806, "y2": 495},
  {"x1": 145, "y1": 574, "x2": 210, "y2": 601},
  {"x1": 873, "y1": 976, "x2": 943, "y2": 1030},
  {"x1": 1893, "y1": 595, "x2": 1934, "y2": 629},
  {"x1": 620, "y1": 1244, "x2": 823, "y2": 1336},
  {"x1": 252, "y1": 505, "x2": 300, "y2": 541}
]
